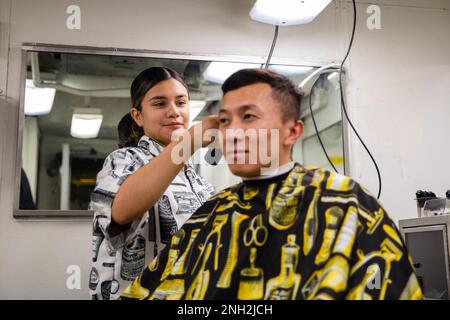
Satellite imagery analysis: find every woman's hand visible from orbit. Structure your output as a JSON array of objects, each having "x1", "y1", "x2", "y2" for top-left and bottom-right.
[
  {"x1": 111, "y1": 116, "x2": 220, "y2": 225},
  {"x1": 188, "y1": 115, "x2": 220, "y2": 149}
]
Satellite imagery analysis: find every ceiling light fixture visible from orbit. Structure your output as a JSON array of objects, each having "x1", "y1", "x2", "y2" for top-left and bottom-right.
[
  {"x1": 203, "y1": 61, "x2": 259, "y2": 84},
  {"x1": 249, "y1": 0, "x2": 333, "y2": 26},
  {"x1": 269, "y1": 65, "x2": 314, "y2": 76},
  {"x1": 70, "y1": 108, "x2": 103, "y2": 139},
  {"x1": 24, "y1": 79, "x2": 56, "y2": 116}
]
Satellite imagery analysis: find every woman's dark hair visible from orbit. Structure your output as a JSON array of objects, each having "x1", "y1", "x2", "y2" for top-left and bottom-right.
[
  {"x1": 130, "y1": 67, "x2": 188, "y2": 111},
  {"x1": 117, "y1": 113, "x2": 144, "y2": 148},
  {"x1": 222, "y1": 68, "x2": 303, "y2": 122}
]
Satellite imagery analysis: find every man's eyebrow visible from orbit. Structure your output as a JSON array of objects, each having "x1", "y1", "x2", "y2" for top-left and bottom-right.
[
  {"x1": 239, "y1": 104, "x2": 260, "y2": 112},
  {"x1": 219, "y1": 104, "x2": 261, "y2": 114}
]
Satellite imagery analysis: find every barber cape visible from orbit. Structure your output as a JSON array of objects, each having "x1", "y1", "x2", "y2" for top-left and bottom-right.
[
  {"x1": 89, "y1": 136, "x2": 215, "y2": 300},
  {"x1": 120, "y1": 163, "x2": 423, "y2": 300}
]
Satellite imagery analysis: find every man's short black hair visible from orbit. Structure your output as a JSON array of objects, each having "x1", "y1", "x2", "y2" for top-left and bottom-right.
[{"x1": 221, "y1": 68, "x2": 303, "y2": 122}]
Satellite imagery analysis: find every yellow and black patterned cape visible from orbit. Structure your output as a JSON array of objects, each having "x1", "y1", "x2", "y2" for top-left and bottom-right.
[{"x1": 120, "y1": 164, "x2": 423, "y2": 300}]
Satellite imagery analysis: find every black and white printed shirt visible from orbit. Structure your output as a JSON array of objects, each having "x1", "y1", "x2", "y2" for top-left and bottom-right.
[{"x1": 89, "y1": 136, "x2": 215, "y2": 300}]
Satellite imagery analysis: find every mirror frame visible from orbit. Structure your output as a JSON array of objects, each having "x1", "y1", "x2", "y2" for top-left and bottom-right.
[{"x1": 14, "y1": 42, "x2": 350, "y2": 219}]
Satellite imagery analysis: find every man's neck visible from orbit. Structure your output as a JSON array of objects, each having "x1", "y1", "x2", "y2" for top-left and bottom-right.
[{"x1": 242, "y1": 161, "x2": 295, "y2": 181}]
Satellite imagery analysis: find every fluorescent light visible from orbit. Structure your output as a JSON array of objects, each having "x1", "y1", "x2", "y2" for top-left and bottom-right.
[
  {"x1": 70, "y1": 108, "x2": 103, "y2": 139},
  {"x1": 24, "y1": 79, "x2": 56, "y2": 116},
  {"x1": 203, "y1": 62, "x2": 259, "y2": 84},
  {"x1": 269, "y1": 65, "x2": 314, "y2": 76},
  {"x1": 189, "y1": 100, "x2": 207, "y2": 123},
  {"x1": 250, "y1": 0, "x2": 333, "y2": 26},
  {"x1": 327, "y1": 71, "x2": 340, "y2": 90},
  {"x1": 327, "y1": 71, "x2": 339, "y2": 82}
]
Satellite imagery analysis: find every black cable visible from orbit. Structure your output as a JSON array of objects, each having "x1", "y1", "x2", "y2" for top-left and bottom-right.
[
  {"x1": 340, "y1": 0, "x2": 382, "y2": 199},
  {"x1": 264, "y1": 25, "x2": 279, "y2": 68},
  {"x1": 309, "y1": 75, "x2": 339, "y2": 173}
]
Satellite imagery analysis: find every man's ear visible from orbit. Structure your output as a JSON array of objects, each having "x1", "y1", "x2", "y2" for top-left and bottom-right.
[
  {"x1": 130, "y1": 108, "x2": 143, "y2": 127},
  {"x1": 283, "y1": 119, "x2": 304, "y2": 147}
]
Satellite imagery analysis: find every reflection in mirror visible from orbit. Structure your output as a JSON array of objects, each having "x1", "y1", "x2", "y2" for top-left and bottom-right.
[
  {"x1": 19, "y1": 49, "x2": 344, "y2": 212},
  {"x1": 297, "y1": 71, "x2": 344, "y2": 173}
]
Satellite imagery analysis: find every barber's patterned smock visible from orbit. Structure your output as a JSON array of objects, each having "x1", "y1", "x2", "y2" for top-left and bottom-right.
[
  {"x1": 120, "y1": 164, "x2": 423, "y2": 300},
  {"x1": 89, "y1": 136, "x2": 215, "y2": 300}
]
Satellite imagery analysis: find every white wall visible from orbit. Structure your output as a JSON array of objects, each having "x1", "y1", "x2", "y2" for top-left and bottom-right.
[
  {"x1": 0, "y1": 0, "x2": 449, "y2": 299},
  {"x1": 344, "y1": 1, "x2": 450, "y2": 222}
]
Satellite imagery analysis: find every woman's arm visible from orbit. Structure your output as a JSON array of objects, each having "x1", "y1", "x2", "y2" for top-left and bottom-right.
[{"x1": 111, "y1": 116, "x2": 219, "y2": 225}]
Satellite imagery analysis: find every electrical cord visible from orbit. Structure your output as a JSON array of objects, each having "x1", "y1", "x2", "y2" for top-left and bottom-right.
[
  {"x1": 339, "y1": 0, "x2": 382, "y2": 199},
  {"x1": 264, "y1": 25, "x2": 279, "y2": 68},
  {"x1": 258, "y1": 0, "x2": 382, "y2": 198},
  {"x1": 309, "y1": 74, "x2": 339, "y2": 173}
]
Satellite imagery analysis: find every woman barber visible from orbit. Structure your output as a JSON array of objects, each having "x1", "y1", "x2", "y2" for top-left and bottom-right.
[{"x1": 89, "y1": 67, "x2": 218, "y2": 300}]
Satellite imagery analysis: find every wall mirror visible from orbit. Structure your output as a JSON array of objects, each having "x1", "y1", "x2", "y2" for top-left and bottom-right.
[{"x1": 15, "y1": 44, "x2": 346, "y2": 217}]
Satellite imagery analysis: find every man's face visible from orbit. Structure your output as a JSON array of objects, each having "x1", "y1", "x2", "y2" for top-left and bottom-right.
[{"x1": 218, "y1": 83, "x2": 302, "y2": 178}]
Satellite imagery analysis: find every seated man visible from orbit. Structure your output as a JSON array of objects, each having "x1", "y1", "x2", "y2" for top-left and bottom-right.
[{"x1": 120, "y1": 68, "x2": 422, "y2": 300}]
